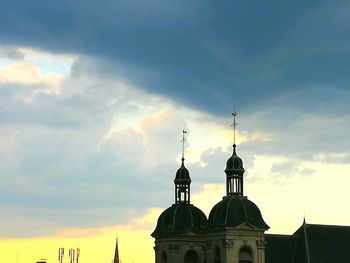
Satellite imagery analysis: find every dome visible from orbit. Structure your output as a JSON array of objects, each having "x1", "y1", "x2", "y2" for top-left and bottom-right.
[
  {"x1": 208, "y1": 195, "x2": 269, "y2": 230},
  {"x1": 225, "y1": 144, "x2": 245, "y2": 173},
  {"x1": 151, "y1": 203, "x2": 207, "y2": 237},
  {"x1": 174, "y1": 159, "x2": 191, "y2": 184}
]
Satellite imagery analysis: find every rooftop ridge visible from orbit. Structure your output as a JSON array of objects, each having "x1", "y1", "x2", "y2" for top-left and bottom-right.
[
  {"x1": 305, "y1": 223, "x2": 350, "y2": 228},
  {"x1": 265, "y1": 233, "x2": 294, "y2": 238}
]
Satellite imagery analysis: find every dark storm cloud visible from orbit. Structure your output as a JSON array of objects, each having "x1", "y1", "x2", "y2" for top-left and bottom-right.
[
  {"x1": 1, "y1": 0, "x2": 349, "y2": 113},
  {"x1": 2, "y1": 1, "x2": 350, "y2": 236}
]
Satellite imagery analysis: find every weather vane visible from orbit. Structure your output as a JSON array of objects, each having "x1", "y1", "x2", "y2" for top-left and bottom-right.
[
  {"x1": 232, "y1": 105, "x2": 238, "y2": 145},
  {"x1": 181, "y1": 129, "x2": 188, "y2": 161}
]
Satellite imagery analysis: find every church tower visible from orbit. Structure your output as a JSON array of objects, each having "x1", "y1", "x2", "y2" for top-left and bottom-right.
[
  {"x1": 151, "y1": 130, "x2": 208, "y2": 263},
  {"x1": 206, "y1": 112, "x2": 269, "y2": 263}
]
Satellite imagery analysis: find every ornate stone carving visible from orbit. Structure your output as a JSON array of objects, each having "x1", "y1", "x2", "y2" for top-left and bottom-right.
[
  {"x1": 154, "y1": 245, "x2": 159, "y2": 252},
  {"x1": 201, "y1": 240, "x2": 211, "y2": 251},
  {"x1": 222, "y1": 239, "x2": 234, "y2": 248},
  {"x1": 256, "y1": 240, "x2": 267, "y2": 250},
  {"x1": 168, "y1": 244, "x2": 180, "y2": 253},
  {"x1": 205, "y1": 240, "x2": 212, "y2": 250}
]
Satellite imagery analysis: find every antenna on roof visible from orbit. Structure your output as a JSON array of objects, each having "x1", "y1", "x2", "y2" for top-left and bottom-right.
[
  {"x1": 232, "y1": 105, "x2": 238, "y2": 145},
  {"x1": 181, "y1": 129, "x2": 188, "y2": 162},
  {"x1": 58, "y1": 248, "x2": 64, "y2": 263},
  {"x1": 76, "y1": 248, "x2": 80, "y2": 263}
]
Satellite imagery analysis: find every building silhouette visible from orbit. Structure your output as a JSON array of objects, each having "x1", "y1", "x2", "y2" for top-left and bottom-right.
[{"x1": 151, "y1": 127, "x2": 350, "y2": 263}]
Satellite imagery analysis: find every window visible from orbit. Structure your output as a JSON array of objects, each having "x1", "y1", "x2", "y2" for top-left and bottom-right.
[
  {"x1": 214, "y1": 247, "x2": 221, "y2": 263},
  {"x1": 184, "y1": 249, "x2": 199, "y2": 263},
  {"x1": 161, "y1": 251, "x2": 167, "y2": 263},
  {"x1": 239, "y1": 247, "x2": 252, "y2": 263}
]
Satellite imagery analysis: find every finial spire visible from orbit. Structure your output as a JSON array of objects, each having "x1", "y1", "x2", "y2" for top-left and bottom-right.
[
  {"x1": 181, "y1": 129, "x2": 187, "y2": 162},
  {"x1": 175, "y1": 129, "x2": 191, "y2": 204},
  {"x1": 113, "y1": 237, "x2": 120, "y2": 263},
  {"x1": 232, "y1": 105, "x2": 237, "y2": 145},
  {"x1": 226, "y1": 108, "x2": 245, "y2": 196}
]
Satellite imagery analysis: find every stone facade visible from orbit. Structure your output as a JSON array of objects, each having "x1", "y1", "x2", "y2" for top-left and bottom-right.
[
  {"x1": 153, "y1": 225, "x2": 267, "y2": 263},
  {"x1": 205, "y1": 226, "x2": 266, "y2": 263},
  {"x1": 154, "y1": 235, "x2": 207, "y2": 263}
]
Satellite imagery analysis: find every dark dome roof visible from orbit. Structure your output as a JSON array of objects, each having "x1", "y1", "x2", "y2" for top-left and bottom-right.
[
  {"x1": 225, "y1": 144, "x2": 245, "y2": 173},
  {"x1": 208, "y1": 195, "x2": 269, "y2": 230},
  {"x1": 174, "y1": 159, "x2": 191, "y2": 184},
  {"x1": 151, "y1": 203, "x2": 207, "y2": 237}
]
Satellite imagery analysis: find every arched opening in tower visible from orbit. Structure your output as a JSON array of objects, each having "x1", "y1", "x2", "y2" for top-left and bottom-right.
[
  {"x1": 239, "y1": 246, "x2": 252, "y2": 263},
  {"x1": 184, "y1": 249, "x2": 199, "y2": 263},
  {"x1": 161, "y1": 251, "x2": 167, "y2": 263}
]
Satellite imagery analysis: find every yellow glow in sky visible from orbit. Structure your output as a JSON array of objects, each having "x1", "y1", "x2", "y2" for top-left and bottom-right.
[
  {"x1": 0, "y1": 220, "x2": 155, "y2": 263},
  {"x1": 2, "y1": 159, "x2": 350, "y2": 263}
]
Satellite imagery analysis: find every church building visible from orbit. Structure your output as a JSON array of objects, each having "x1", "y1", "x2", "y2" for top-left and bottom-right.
[{"x1": 151, "y1": 116, "x2": 350, "y2": 263}]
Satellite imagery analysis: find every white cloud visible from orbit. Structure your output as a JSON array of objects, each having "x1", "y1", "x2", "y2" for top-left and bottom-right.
[{"x1": 0, "y1": 46, "x2": 74, "y2": 98}]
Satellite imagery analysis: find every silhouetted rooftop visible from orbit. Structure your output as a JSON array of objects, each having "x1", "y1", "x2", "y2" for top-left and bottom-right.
[{"x1": 265, "y1": 223, "x2": 350, "y2": 263}]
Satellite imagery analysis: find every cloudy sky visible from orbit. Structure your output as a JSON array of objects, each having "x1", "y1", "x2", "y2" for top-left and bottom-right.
[{"x1": 1, "y1": 1, "x2": 350, "y2": 262}]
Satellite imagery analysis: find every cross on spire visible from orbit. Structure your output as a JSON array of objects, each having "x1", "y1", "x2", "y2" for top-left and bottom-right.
[{"x1": 181, "y1": 129, "x2": 188, "y2": 161}]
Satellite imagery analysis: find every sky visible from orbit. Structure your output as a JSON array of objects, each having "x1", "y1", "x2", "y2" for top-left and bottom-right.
[{"x1": 0, "y1": 1, "x2": 350, "y2": 262}]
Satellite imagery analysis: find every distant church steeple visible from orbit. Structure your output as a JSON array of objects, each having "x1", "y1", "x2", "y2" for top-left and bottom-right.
[
  {"x1": 225, "y1": 110, "x2": 245, "y2": 196},
  {"x1": 113, "y1": 238, "x2": 120, "y2": 263},
  {"x1": 174, "y1": 130, "x2": 191, "y2": 204}
]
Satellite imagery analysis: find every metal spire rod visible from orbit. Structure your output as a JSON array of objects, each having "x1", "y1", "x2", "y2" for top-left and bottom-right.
[
  {"x1": 181, "y1": 129, "x2": 187, "y2": 161},
  {"x1": 232, "y1": 106, "x2": 237, "y2": 145}
]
